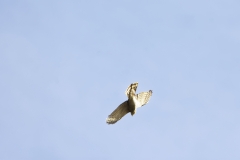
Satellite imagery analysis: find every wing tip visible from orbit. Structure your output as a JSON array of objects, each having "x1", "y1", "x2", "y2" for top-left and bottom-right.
[
  {"x1": 149, "y1": 90, "x2": 153, "y2": 94},
  {"x1": 106, "y1": 117, "x2": 117, "y2": 124}
]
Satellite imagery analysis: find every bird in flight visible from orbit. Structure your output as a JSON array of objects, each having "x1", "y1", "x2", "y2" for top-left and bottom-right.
[{"x1": 106, "y1": 82, "x2": 152, "y2": 124}]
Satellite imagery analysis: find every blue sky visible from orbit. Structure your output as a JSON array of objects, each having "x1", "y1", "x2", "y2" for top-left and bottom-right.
[{"x1": 0, "y1": 0, "x2": 240, "y2": 159}]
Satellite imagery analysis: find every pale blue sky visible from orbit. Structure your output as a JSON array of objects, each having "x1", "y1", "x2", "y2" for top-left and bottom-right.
[{"x1": 0, "y1": 1, "x2": 240, "y2": 160}]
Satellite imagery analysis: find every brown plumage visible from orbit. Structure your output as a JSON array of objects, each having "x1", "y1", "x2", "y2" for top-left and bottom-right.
[{"x1": 106, "y1": 82, "x2": 152, "y2": 124}]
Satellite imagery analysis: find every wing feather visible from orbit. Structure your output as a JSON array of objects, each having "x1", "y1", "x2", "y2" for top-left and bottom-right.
[
  {"x1": 136, "y1": 90, "x2": 152, "y2": 107},
  {"x1": 106, "y1": 101, "x2": 129, "y2": 124}
]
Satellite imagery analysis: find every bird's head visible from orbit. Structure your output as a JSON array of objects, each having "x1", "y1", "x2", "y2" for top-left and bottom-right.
[{"x1": 125, "y1": 82, "x2": 138, "y2": 96}]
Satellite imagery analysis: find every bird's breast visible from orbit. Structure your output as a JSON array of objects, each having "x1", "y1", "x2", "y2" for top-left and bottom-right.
[{"x1": 128, "y1": 96, "x2": 140, "y2": 112}]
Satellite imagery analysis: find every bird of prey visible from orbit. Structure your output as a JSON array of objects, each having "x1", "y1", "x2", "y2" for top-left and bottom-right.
[{"x1": 106, "y1": 82, "x2": 152, "y2": 124}]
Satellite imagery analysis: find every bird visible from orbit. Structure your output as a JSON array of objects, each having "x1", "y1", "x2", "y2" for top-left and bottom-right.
[{"x1": 106, "y1": 82, "x2": 152, "y2": 124}]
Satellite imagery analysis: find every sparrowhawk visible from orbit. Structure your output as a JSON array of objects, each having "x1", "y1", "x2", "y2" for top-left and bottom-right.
[{"x1": 106, "y1": 82, "x2": 152, "y2": 124}]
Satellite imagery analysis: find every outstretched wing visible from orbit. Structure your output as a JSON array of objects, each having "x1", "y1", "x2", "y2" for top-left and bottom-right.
[
  {"x1": 136, "y1": 90, "x2": 152, "y2": 107},
  {"x1": 106, "y1": 101, "x2": 129, "y2": 124}
]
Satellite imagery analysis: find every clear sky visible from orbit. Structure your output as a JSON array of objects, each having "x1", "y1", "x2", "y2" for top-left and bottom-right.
[{"x1": 1, "y1": 1, "x2": 240, "y2": 160}]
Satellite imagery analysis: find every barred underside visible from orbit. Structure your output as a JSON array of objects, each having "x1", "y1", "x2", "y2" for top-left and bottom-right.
[{"x1": 136, "y1": 90, "x2": 153, "y2": 107}]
